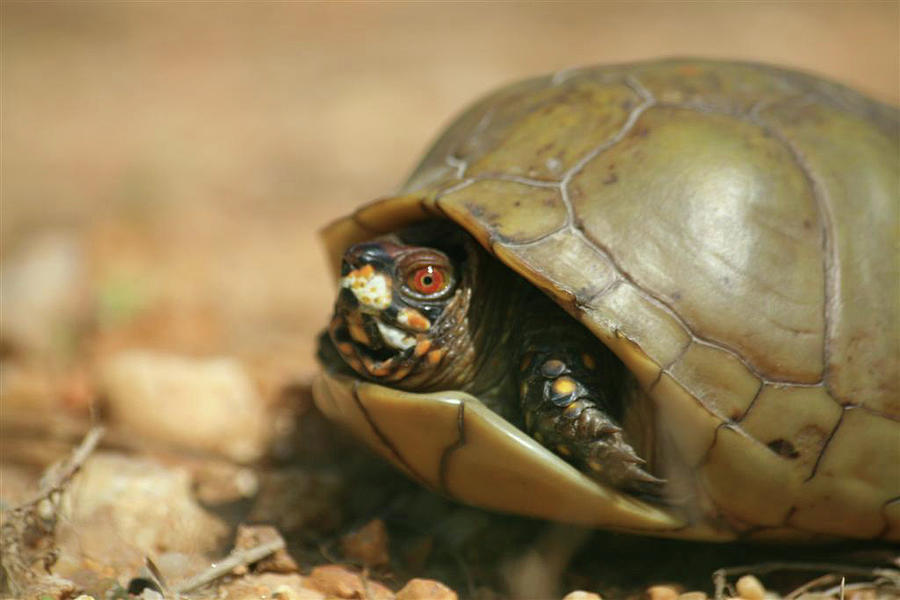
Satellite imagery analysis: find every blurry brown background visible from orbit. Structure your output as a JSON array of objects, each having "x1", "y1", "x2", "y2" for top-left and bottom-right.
[{"x1": 3, "y1": 1, "x2": 899, "y2": 379}]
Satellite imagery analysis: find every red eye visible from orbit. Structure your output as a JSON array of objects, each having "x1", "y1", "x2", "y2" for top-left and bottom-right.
[{"x1": 408, "y1": 265, "x2": 448, "y2": 296}]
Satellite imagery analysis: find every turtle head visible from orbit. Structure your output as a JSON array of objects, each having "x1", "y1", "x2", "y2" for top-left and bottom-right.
[{"x1": 327, "y1": 238, "x2": 464, "y2": 385}]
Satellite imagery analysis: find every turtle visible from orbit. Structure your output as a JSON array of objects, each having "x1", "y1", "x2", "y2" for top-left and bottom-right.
[{"x1": 313, "y1": 59, "x2": 900, "y2": 541}]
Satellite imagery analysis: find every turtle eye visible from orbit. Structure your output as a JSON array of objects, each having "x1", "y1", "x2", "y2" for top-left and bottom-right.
[{"x1": 407, "y1": 265, "x2": 450, "y2": 297}]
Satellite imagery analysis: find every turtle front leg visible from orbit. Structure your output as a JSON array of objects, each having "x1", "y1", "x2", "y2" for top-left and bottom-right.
[{"x1": 518, "y1": 346, "x2": 664, "y2": 498}]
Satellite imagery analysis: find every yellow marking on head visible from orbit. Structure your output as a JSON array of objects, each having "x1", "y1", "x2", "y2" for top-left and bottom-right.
[
  {"x1": 357, "y1": 264, "x2": 374, "y2": 278},
  {"x1": 588, "y1": 460, "x2": 603, "y2": 472},
  {"x1": 414, "y1": 339, "x2": 432, "y2": 357},
  {"x1": 337, "y1": 342, "x2": 354, "y2": 356},
  {"x1": 581, "y1": 353, "x2": 596, "y2": 370},
  {"x1": 551, "y1": 376, "x2": 577, "y2": 396},
  {"x1": 534, "y1": 432, "x2": 544, "y2": 443},
  {"x1": 426, "y1": 349, "x2": 444, "y2": 366},
  {"x1": 519, "y1": 382, "x2": 528, "y2": 397},
  {"x1": 557, "y1": 445, "x2": 571, "y2": 457}
]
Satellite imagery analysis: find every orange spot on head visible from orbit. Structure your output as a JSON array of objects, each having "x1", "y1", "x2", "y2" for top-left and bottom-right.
[
  {"x1": 400, "y1": 308, "x2": 431, "y2": 332},
  {"x1": 414, "y1": 339, "x2": 432, "y2": 357},
  {"x1": 426, "y1": 349, "x2": 444, "y2": 366},
  {"x1": 357, "y1": 264, "x2": 375, "y2": 278},
  {"x1": 387, "y1": 365, "x2": 412, "y2": 382},
  {"x1": 337, "y1": 342, "x2": 354, "y2": 356}
]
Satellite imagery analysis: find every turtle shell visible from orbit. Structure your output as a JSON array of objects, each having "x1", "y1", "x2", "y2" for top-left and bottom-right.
[{"x1": 315, "y1": 59, "x2": 900, "y2": 541}]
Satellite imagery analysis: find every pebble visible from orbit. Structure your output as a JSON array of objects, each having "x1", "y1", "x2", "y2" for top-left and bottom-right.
[
  {"x1": 562, "y1": 591, "x2": 603, "y2": 600},
  {"x1": 307, "y1": 565, "x2": 394, "y2": 600},
  {"x1": 340, "y1": 518, "x2": 390, "y2": 568},
  {"x1": 100, "y1": 350, "x2": 268, "y2": 462},
  {"x1": 0, "y1": 231, "x2": 86, "y2": 355},
  {"x1": 396, "y1": 578, "x2": 458, "y2": 600},
  {"x1": 60, "y1": 452, "x2": 228, "y2": 563},
  {"x1": 220, "y1": 573, "x2": 324, "y2": 600},
  {"x1": 234, "y1": 524, "x2": 297, "y2": 574},
  {"x1": 735, "y1": 575, "x2": 766, "y2": 600},
  {"x1": 646, "y1": 585, "x2": 681, "y2": 600}
]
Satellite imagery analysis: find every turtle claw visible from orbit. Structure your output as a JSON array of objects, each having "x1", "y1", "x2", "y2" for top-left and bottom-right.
[{"x1": 584, "y1": 430, "x2": 665, "y2": 495}]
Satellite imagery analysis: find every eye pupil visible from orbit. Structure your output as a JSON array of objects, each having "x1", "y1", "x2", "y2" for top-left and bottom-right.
[{"x1": 408, "y1": 265, "x2": 448, "y2": 296}]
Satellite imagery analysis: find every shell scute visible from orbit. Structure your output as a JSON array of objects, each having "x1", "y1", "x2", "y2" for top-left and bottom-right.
[
  {"x1": 699, "y1": 425, "x2": 797, "y2": 528},
  {"x1": 490, "y1": 230, "x2": 618, "y2": 306},
  {"x1": 759, "y1": 102, "x2": 900, "y2": 416},
  {"x1": 464, "y1": 79, "x2": 642, "y2": 181},
  {"x1": 436, "y1": 179, "x2": 565, "y2": 245},
  {"x1": 569, "y1": 106, "x2": 825, "y2": 383},
  {"x1": 787, "y1": 407, "x2": 900, "y2": 538},
  {"x1": 668, "y1": 342, "x2": 761, "y2": 422},
  {"x1": 737, "y1": 385, "x2": 842, "y2": 479}
]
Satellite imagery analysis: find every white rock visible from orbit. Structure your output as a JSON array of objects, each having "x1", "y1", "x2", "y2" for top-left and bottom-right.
[
  {"x1": 58, "y1": 452, "x2": 227, "y2": 571},
  {"x1": 0, "y1": 232, "x2": 85, "y2": 354},
  {"x1": 100, "y1": 350, "x2": 268, "y2": 462}
]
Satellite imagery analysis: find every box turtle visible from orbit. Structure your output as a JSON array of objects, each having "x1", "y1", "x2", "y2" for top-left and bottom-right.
[{"x1": 314, "y1": 59, "x2": 899, "y2": 541}]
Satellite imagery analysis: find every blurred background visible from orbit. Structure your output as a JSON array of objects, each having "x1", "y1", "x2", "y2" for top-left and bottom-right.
[{"x1": 3, "y1": 2, "x2": 898, "y2": 379}]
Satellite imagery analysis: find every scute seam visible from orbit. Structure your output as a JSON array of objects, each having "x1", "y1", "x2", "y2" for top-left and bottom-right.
[
  {"x1": 437, "y1": 401, "x2": 467, "y2": 495},
  {"x1": 351, "y1": 382, "x2": 431, "y2": 489},
  {"x1": 804, "y1": 404, "x2": 847, "y2": 482}
]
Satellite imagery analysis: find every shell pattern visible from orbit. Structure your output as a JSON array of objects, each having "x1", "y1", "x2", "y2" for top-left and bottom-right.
[{"x1": 318, "y1": 60, "x2": 899, "y2": 540}]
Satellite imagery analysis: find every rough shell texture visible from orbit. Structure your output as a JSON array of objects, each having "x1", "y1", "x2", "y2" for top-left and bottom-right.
[{"x1": 317, "y1": 59, "x2": 900, "y2": 540}]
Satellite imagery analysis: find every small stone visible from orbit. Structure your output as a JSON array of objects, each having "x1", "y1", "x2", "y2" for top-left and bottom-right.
[
  {"x1": 234, "y1": 524, "x2": 297, "y2": 574},
  {"x1": 647, "y1": 585, "x2": 681, "y2": 600},
  {"x1": 396, "y1": 578, "x2": 458, "y2": 600},
  {"x1": 0, "y1": 232, "x2": 86, "y2": 355},
  {"x1": 100, "y1": 351, "x2": 268, "y2": 462},
  {"x1": 340, "y1": 519, "x2": 390, "y2": 568},
  {"x1": 677, "y1": 593, "x2": 708, "y2": 600},
  {"x1": 59, "y1": 452, "x2": 228, "y2": 568},
  {"x1": 220, "y1": 573, "x2": 323, "y2": 600},
  {"x1": 307, "y1": 565, "x2": 394, "y2": 600},
  {"x1": 562, "y1": 591, "x2": 602, "y2": 600},
  {"x1": 735, "y1": 575, "x2": 766, "y2": 600}
]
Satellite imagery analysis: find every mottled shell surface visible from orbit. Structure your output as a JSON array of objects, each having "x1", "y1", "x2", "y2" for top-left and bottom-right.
[{"x1": 317, "y1": 59, "x2": 900, "y2": 541}]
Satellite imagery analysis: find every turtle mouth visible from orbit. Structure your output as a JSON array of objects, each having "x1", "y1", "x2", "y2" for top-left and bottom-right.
[{"x1": 329, "y1": 293, "x2": 432, "y2": 382}]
